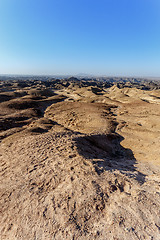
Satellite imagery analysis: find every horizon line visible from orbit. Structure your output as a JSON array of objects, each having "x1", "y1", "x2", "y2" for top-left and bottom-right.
[{"x1": 0, "y1": 73, "x2": 160, "y2": 80}]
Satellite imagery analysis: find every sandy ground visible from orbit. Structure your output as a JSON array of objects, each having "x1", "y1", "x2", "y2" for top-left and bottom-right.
[{"x1": 0, "y1": 82, "x2": 160, "y2": 239}]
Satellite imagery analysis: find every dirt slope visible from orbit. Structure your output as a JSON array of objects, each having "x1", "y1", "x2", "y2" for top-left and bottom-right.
[{"x1": 0, "y1": 83, "x2": 160, "y2": 239}]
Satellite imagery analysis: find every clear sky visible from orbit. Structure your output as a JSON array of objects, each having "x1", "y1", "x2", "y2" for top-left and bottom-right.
[{"x1": 0, "y1": 0, "x2": 160, "y2": 77}]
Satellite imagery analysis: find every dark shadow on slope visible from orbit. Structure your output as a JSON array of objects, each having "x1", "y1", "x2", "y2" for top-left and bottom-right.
[
  {"x1": 0, "y1": 95, "x2": 67, "y2": 132},
  {"x1": 74, "y1": 133, "x2": 146, "y2": 183}
]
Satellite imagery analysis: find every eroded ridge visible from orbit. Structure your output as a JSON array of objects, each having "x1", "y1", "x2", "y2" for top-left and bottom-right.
[{"x1": 0, "y1": 77, "x2": 160, "y2": 239}]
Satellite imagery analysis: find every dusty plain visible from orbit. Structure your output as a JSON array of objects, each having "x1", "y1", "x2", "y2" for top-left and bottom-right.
[{"x1": 0, "y1": 77, "x2": 160, "y2": 239}]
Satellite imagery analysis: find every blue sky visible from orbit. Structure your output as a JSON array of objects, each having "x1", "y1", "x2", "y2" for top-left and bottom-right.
[{"x1": 0, "y1": 0, "x2": 160, "y2": 76}]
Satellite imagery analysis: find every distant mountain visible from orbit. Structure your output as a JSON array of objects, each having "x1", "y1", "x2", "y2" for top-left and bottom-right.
[{"x1": 75, "y1": 73, "x2": 94, "y2": 78}]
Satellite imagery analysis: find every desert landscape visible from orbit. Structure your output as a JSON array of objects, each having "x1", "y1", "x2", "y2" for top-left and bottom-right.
[{"x1": 0, "y1": 76, "x2": 160, "y2": 239}]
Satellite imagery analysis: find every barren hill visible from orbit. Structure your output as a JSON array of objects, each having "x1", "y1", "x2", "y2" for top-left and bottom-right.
[{"x1": 0, "y1": 78, "x2": 160, "y2": 239}]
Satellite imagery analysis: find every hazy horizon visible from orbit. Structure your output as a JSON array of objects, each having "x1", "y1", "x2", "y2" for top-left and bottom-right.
[{"x1": 1, "y1": 73, "x2": 160, "y2": 80}]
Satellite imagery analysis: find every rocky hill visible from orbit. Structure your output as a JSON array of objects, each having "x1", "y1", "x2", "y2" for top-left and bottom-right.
[{"x1": 0, "y1": 77, "x2": 160, "y2": 239}]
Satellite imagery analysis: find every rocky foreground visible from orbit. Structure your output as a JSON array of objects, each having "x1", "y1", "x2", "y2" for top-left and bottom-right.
[{"x1": 0, "y1": 77, "x2": 160, "y2": 239}]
